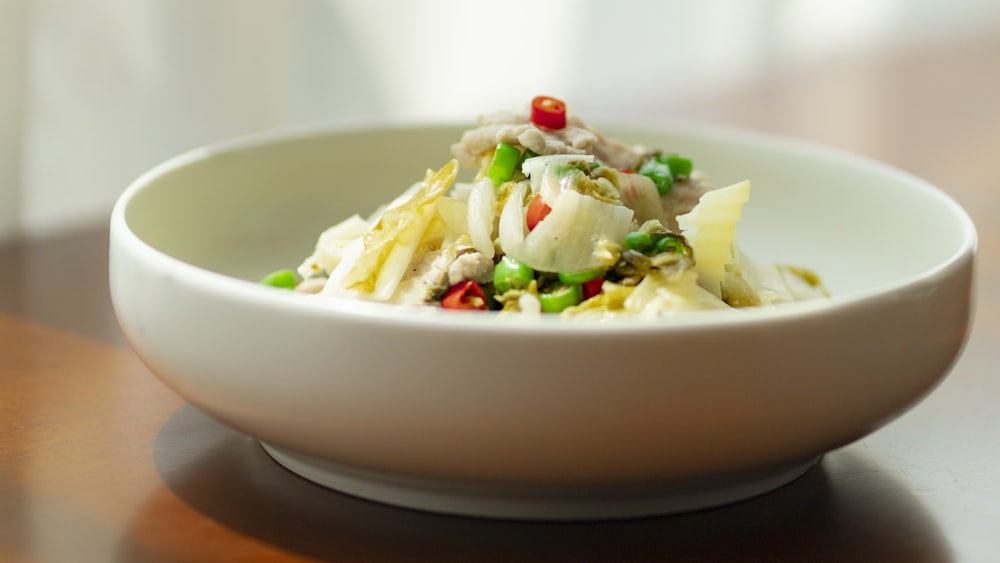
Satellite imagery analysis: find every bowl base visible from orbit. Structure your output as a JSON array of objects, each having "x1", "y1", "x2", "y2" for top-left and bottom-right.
[{"x1": 260, "y1": 442, "x2": 820, "y2": 520}]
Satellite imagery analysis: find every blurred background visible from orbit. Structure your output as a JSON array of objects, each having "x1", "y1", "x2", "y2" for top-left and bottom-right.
[{"x1": 1, "y1": 0, "x2": 998, "y2": 243}]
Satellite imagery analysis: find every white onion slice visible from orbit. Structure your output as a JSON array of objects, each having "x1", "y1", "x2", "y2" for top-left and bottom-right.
[
  {"x1": 617, "y1": 173, "x2": 664, "y2": 225},
  {"x1": 521, "y1": 154, "x2": 594, "y2": 198},
  {"x1": 497, "y1": 181, "x2": 528, "y2": 256},
  {"x1": 510, "y1": 189, "x2": 633, "y2": 273},
  {"x1": 466, "y1": 178, "x2": 496, "y2": 259}
]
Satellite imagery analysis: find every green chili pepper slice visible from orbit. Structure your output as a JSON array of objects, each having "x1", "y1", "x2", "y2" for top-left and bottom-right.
[
  {"x1": 637, "y1": 153, "x2": 694, "y2": 194},
  {"x1": 516, "y1": 147, "x2": 538, "y2": 170},
  {"x1": 539, "y1": 283, "x2": 582, "y2": 313},
  {"x1": 653, "y1": 233, "x2": 687, "y2": 254},
  {"x1": 624, "y1": 231, "x2": 654, "y2": 253},
  {"x1": 558, "y1": 269, "x2": 603, "y2": 285},
  {"x1": 487, "y1": 142, "x2": 521, "y2": 186},
  {"x1": 665, "y1": 154, "x2": 693, "y2": 178},
  {"x1": 493, "y1": 256, "x2": 534, "y2": 294},
  {"x1": 637, "y1": 157, "x2": 672, "y2": 195},
  {"x1": 259, "y1": 269, "x2": 297, "y2": 289}
]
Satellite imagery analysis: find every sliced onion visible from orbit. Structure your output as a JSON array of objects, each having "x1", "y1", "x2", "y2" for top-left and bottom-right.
[
  {"x1": 617, "y1": 173, "x2": 665, "y2": 225},
  {"x1": 497, "y1": 181, "x2": 528, "y2": 256},
  {"x1": 521, "y1": 154, "x2": 594, "y2": 197},
  {"x1": 466, "y1": 178, "x2": 496, "y2": 259},
  {"x1": 510, "y1": 189, "x2": 633, "y2": 273}
]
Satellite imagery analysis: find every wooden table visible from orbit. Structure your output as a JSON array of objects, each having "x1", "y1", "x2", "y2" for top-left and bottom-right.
[{"x1": 2, "y1": 35, "x2": 999, "y2": 561}]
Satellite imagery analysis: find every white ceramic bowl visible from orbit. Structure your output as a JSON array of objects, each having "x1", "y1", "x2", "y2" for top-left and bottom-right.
[{"x1": 110, "y1": 121, "x2": 976, "y2": 520}]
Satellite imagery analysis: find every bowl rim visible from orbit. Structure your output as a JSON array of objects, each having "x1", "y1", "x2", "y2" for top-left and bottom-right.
[{"x1": 110, "y1": 118, "x2": 978, "y2": 335}]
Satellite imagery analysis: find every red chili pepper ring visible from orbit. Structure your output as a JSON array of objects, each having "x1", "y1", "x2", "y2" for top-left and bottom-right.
[{"x1": 530, "y1": 95, "x2": 567, "y2": 130}]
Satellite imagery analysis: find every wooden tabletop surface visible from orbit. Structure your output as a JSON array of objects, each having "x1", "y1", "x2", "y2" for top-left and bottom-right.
[{"x1": 2, "y1": 35, "x2": 999, "y2": 562}]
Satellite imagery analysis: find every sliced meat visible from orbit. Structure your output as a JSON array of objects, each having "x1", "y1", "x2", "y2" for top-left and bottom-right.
[{"x1": 451, "y1": 108, "x2": 642, "y2": 171}]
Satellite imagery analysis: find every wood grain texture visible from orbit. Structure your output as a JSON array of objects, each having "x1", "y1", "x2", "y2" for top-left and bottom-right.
[{"x1": 0, "y1": 319, "x2": 956, "y2": 561}]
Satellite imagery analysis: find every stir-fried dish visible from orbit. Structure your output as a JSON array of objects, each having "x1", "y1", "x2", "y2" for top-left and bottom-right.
[{"x1": 262, "y1": 96, "x2": 826, "y2": 316}]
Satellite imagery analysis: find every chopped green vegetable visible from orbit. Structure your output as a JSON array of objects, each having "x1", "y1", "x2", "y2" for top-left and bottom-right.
[
  {"x1": 539, "y1": 283, "x2": 582, "y2": 313},
  {"x1": 653, "y1": 233, "x2": 688, "y2": 255},
  {"x1": 487, "y1": 142, "x2": 521, "y2": 186},
  {"x1": 624, "y1": 231, "x2": 654, "y2": 253},
  {"x1": 259, "y1": 269, "x2": 297, "y2": 289},
  {"x1": 493, "y1": 256, "x2": 534, "y2": 294},
  {"x1": 516, "y1": 147, "x2": 538, "y2": 170},
  {"x1": 558, "y1": 268, "x2": 602, "y2": 285},
  {"x1": 637, "y1": 153, "x2": 694, "y2": 195},
  {"x1": 664, "y1": 154, "x2": 693, "y2": 177},
  {"x1": 637, "y1": 157, "x2": 673, "y2": 195}
]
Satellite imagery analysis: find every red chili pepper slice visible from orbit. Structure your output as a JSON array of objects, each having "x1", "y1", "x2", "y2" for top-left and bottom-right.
[
  {"x1": 441, "y1": 280, "x2": 488, "y2": 310},
  {"x1": 525, "y1": 193, "x2": 552, "y2": 231},
  {"x1": 582, "y1": 277, "x2": 604, "y2": 301},
  {"x1": 530, "y1": 96, "x2": 567, "y2": 130}
]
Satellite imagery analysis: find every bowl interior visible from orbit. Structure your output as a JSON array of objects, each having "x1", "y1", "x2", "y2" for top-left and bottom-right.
[{"x1": 121, "y1": 122, "x2": 974, "y2": 302}]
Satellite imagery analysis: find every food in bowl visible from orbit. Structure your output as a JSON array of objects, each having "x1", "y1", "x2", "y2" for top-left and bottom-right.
[
  {"x1": 109, "y1": 111, "x2": 976, "y2": 519},
  {"x1": 268, "y1": 96, "x2": 826, "y2": 316}
]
